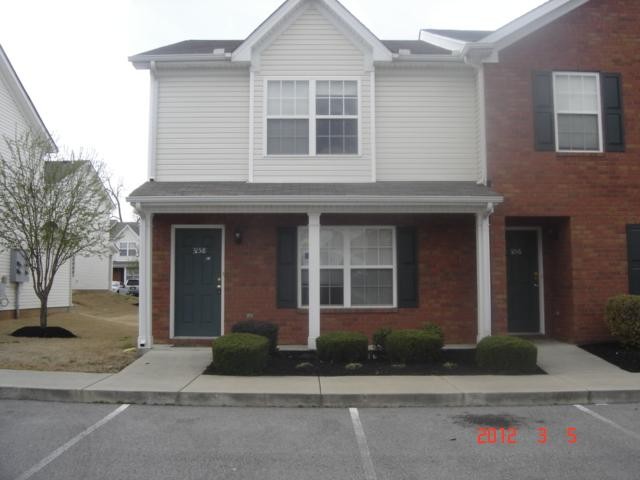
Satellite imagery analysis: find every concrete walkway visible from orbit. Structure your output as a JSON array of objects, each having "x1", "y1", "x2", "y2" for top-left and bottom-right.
[{"x1": 1, "y1": 340, "x2": 639, "y2": 407}]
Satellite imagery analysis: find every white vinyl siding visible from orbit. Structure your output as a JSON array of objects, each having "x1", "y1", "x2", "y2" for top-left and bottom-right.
[
  {"x1": 375, "y1": 66, "x2": 480, "y2": 181},
  {"x1": 72, "y1": 255, "x2": 111, "y2": 290},
  {"x1": 0, "y1": 71, "x2": 28, "y2": 164},
  {"x1": 155, "y1": 67, "x2": 250, "y2": 181},
  {"x1": 0, "y1": 251, "x2": 72, "y2": 311},
  {"x1": 253, "y1": 3, "x2": 371, "y2": 182}
]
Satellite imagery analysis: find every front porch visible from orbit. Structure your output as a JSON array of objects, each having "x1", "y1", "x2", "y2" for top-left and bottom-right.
[{"x1": 128, "y1": 181, "x2": 501, "y2": 348}]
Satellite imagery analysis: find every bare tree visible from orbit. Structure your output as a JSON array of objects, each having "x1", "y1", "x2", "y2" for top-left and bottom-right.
[
  {"x1": 0, "y1": 131, "x2": 112, "y2": 328},
  {"x1": 105, "y1": 176, "x2": 124, "y2": 223}
]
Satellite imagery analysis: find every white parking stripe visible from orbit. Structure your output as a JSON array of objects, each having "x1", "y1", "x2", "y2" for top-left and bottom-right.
[
  {"x1": 13, "y1": 404, "x2": 130, "y2": 480},
  {"x1": 349, "y1": 408, "x2": 377, "y2": 480},
  {"x1": 574, "y1": 404, "x2": 640, "y2": 441}
]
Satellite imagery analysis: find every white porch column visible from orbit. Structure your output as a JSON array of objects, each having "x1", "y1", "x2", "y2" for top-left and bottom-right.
[
  {"x1": 137, "y1": 210, "x2": 154, "y2": 349},
  {"x1": 476, "y1": 210, "x2": 492, "y2": 342},
  {"x1": 307, "y1": 212, "x2": 321, "y2": 349}
]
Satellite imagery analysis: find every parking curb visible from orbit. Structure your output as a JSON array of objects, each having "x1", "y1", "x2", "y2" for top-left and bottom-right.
[{"x1": 2, "y1": 386, "x2": 639, "y2": 408}]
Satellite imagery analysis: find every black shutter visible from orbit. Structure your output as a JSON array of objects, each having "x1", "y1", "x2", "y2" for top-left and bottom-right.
[
  {"x1": 602, "y1": 73, "x2": 625, "y2": 152},
  {"x1": 397, "y1": 227, "x2": 418, "y2": 308},
  {"x1": 627, "y1": 225, "x2": 640, "y2": 295},
  {"x1": 276, "y1": 227, "x2": 297, "y2": 308},
  {"x1": 532, "y1": 71, "x2": 555, "y2": 151}
]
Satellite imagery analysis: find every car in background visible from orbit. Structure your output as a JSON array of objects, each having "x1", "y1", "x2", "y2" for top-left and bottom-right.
[
  {"x1": 111, "y1": 281, "x2": 122, "y2": 292},
  {"x1": 117, "y1": 278, "x2": 139, "y2": 297}
]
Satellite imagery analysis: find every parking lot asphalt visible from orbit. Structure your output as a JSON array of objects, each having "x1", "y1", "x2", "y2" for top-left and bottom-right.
[{"x1": 1, "y1": 400, "x2": 639, "y2": 480}]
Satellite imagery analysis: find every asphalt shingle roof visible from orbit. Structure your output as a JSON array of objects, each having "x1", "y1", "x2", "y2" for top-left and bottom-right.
[
  {"x1": 133, "y1": 39, "x2": 450, "y2": 57},
  {"x1": 129, "y1": 181, "x2": 500, "y2": 199}
]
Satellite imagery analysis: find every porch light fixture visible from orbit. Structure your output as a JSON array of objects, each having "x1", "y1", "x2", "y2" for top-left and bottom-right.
[{"x1": 234, "y1": 227, "x2": 243, "y2": 244}]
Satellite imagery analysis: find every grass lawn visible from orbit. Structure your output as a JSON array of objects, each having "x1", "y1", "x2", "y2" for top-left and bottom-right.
[{"x1": 0, "y1": 290, "x2": 139, "y2": 373}]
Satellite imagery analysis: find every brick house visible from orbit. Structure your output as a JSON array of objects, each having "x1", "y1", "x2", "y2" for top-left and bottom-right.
[{"x1": 129, "y1": 0, "x2": 636, "y2": 349}]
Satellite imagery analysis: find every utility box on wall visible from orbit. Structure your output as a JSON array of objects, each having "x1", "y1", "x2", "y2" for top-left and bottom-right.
[{"x1": 9, "y1": 249, "x2": 29, "y2": 283}]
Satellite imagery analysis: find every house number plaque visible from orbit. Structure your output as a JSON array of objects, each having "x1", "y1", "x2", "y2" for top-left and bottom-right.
[
  {"x1": 192, "y1": 247, "x2": 208, "y2": 255},
  {"x1": 509, "y1": 248, "x2": 522, "y2": 256}
]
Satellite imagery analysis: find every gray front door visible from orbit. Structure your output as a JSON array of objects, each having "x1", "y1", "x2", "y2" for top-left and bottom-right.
[
  {"x1": 174, "y1": 228, "x2": 222, "y2": 337},
  {"x1": 506, "y1": 229, "x2": 541, "y2": 333}
]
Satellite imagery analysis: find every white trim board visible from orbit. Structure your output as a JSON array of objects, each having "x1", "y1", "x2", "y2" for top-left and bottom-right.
[
  {"x1": 170, "y1": 225, "x2": 226, "y2": 339},
  {"x1": 505, "y1": 226, "x2": 546, "y2": 335}
]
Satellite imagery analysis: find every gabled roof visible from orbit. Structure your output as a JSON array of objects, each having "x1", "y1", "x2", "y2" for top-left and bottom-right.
[
  {"x1": 420, "y1": 0, "x2": 591, "y2": 61},
  {"x1": 0, "y1": 44, "x2": 55, "y2": 150},
  {"x1": 231, "y1": 0, "x2": 392, "y2": 62},
  {"x1": 110, "y1": 221, "x2": 140, "y2": 241},
  {"x1": 129, "y1": 0, "x2": 460, "y2": 68}
]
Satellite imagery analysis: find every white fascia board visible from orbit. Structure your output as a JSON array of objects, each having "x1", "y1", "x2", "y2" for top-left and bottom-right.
[
  {"x1": 232, "y1": 0, "x2": 392, "y2": 63},
  {"x1": 0, "y1": 46, "x2": 55, "y2": 150},
  {"x1": 418, "y1": 30, "x2": 467, "y2": 53},
  {"x1": 127, "y1": 194, "x2": 503, "y2": 207}
]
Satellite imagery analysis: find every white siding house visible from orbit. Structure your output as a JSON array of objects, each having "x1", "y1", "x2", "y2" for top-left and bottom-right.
[
  {"x1": 127, "y1": 0, "x2": 502, "y2": 349},
  {"x1": 0, "y1": 45, "x2": 73, "y2": 316},
  {"x1": 111, "y1": 222, "x2": 140, "y2": 284}
]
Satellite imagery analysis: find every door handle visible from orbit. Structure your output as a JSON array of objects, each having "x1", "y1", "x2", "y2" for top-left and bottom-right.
[{"x1": 216, "y1": 277, "x2": 221, "y2": 294}]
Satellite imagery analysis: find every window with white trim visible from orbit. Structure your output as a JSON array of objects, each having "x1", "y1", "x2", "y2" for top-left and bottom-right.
[
  {"x1": 266, "y1": 80, "x2": 309, "y2": 155},
  {"x1": 119, "y1": 242, "x2": 137, "y2": 257},
  {"x1": 553, "y1": 72, "x2": 602, "y2": 152},
  {"x1": 315, "y1": 80, "x2": 358, "y2": 155},
  {"x1": 298, "y1": 226, "x2": 395, "y2": 308},
  {"x1": 266, "y1": 79, "x2": 358, "y2": 156}
]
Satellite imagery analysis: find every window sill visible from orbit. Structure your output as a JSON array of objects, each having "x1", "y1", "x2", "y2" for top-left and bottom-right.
[
  {"x1": 263, "y1": 155, "x2": 363, "y2": 159},
  {"x1": 296, "y1": 307, "x2": 399, "y2": 314},
  {"x1": 555, "y1": 152, "x2": 606, "y2": 159}
]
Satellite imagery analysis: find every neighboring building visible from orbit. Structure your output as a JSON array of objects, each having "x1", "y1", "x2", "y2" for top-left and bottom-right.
[
  {"x1": 0, "y1": 44, "x2": 72, "y2": 318},
  {"x1": 128, "y1": 0, "x2": 637, "y2": 349},
  {"x1": 111, "y1": 222, "x2": 140, "y2": 284},
  {"x1": 420, "y1": 0, "x2": 639, "y2": 344}
]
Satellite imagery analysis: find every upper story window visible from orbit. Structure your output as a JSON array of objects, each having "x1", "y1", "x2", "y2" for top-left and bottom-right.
[
  {"x1": 266, "y1": 80, "x2": 309, "y2": 155},
  {"x1": 533, "y1": 71, "x2": 624, "y2": 154},
  {"x1": 316, "y1": 81, "x2": 358, "y2": 155},
  {"x1": 553, "y1": 72, "x2": 602, "y2": 152},
  {"x1": 266, "y1": 79, "x2": 359, "y2": 156},
  {"x1": 119, "y1": 242, "x2": 137, "y2": 257}
]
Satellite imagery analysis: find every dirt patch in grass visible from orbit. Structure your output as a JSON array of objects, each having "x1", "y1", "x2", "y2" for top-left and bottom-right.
[{"x1": 0, "y1": 290, "x2": 139, "y2": 373}]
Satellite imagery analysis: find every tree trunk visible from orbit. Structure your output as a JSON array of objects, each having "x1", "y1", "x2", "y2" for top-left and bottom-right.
[{"x1": 39, "y1": 296, "x2": 48, "y2": 328}]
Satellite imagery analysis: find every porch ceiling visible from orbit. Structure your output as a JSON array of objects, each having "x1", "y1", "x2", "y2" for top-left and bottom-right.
[{"x1": 127, "y1": 181, "x2": 502, "y2": 214}]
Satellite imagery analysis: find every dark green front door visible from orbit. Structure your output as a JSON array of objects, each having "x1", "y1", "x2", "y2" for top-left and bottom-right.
[
  {"x1": 174, "y1": 228, "x2": 222, "y2": 337},
  {"x1": 506, "y1": 230, "x2": 541, "y2": 333}
]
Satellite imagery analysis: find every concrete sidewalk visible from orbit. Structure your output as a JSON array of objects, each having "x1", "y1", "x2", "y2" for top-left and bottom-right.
[{"x1": 1, "y1": 340, "x2": 639, "y2": 407}]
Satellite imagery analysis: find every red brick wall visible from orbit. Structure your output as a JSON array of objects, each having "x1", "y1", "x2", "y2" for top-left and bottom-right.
[
  {"x1": 151, "y1": 213, "x2": 477, "y2": 345},
  {"x1": 485, "y1": 0, "x2": 640, "y2": 342}
]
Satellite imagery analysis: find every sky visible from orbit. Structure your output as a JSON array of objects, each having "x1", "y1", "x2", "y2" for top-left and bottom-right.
[{"x1": 0, "y1": 0, "x2": 546, "y2": 220}]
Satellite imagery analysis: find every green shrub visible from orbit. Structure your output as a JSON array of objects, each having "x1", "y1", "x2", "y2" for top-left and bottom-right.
[
  {"x1": 476, "y1": 336, "x2": 537, "y2": 373},
  {"x1": 211, "y1": 333, "x2": 269, "y2": 375},
  {"x1": 422, "y1": 323, "x2": 444, "y2": 343},
  {"x1": 372, "y1": 327, "x2": 393, "y2": 353},
  {"x1": 386, "y1": 329, "x2": 443, "y2": 363},
  {"x1": 316, "y1": 331, "x2": 368, "y2": 363},
  {"x1": 605, "y1": 295, "x2": 640, "y2": 349},
  {"x1": 231, "y1": 320, "x2": 279, "y2": 354}
]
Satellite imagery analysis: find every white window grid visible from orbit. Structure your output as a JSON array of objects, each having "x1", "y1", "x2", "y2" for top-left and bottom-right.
[
  {"x1": 264, "y1": 77, "x2": 361, "y2": 157},
  {"x1": 552, "y1": 71, "x2": 603, "y2": 153},
  {"x1": 297, "y1": 225, "x2": 396, "y2": 308}
]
